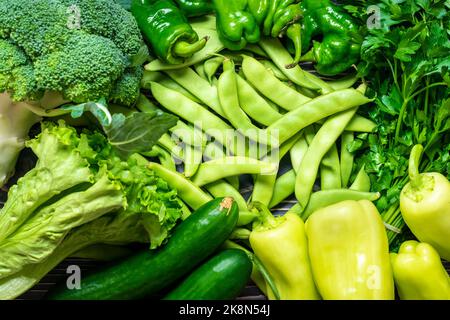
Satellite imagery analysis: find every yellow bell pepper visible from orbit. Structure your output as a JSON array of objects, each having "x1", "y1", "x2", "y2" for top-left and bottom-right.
[
  {"x1": 391, "y1": 240, "x2": 450, "y2": 300},
  {"x1": 249, "y1": 203, "x2": 320, "y2": 300},
  {"x1": 400, "y1": 145, "x2": 450, "y2": 261},
  {"x1": 305, "y1": 200, "x2": 395, "y2": 300}
]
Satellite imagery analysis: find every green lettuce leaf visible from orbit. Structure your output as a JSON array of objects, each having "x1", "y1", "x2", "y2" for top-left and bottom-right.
[{"x1": 0, "y1": 210, "x2": 148, "y2": 300}]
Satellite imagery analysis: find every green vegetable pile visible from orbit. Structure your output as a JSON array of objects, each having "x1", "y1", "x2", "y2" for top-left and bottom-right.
[{"x1": 0, "y1": 0, "x2": 448, "y2": 302}]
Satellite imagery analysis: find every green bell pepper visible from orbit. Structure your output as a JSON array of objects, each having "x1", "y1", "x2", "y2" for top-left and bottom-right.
[
  {"x1": 131, "y1": 0, "x2": 207, "y2": 64},
  {"x1": 400, "y1": 145, "x2": 450, "y2": 261},
  {"x1": 306, "y1": 200, "x2": 395, "y2": 300},
  {"x1": 391, "y1": 240, "x2": 450, "y2": 300},
  {"x1": 213, "y1": 0, "x2": 261, "y2": 51},
  {"x1": 173, "y1": 0, "x2": 213, "y2": 17},
  {"x1": 248, "y1": 0, "x2": 302, "y2": 67},
  {"x1": 249, "y1": 202, "x2": 320, "y2": 300},
  {"x1": 299, "y1": 0, "x2": 362, "y2": 76}
]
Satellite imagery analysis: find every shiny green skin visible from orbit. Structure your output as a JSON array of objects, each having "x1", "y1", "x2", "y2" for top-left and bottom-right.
[
  {"x1": 164, "y1": 249, "x2": 252, "y2": 300},
  {"x1": 131, "y1": 0, "x2": 199, "y2": 64},
  {"x1": 300, "y1": 0, "x2": 361, "y2": 76},
  {"x1": 47, "y1": 197, "x2": 239, "y2": 300},
  {"x1": 173, "y1": 0, "x2": 213, "y2": 17},
  {"x1": 213, "y1": 0, "x2": 260, "y2": 50}
]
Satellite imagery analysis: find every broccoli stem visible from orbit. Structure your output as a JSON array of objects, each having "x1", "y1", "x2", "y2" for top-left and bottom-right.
[{"x1": 0, "y1": 92, "x2": 41, "y2": 187}]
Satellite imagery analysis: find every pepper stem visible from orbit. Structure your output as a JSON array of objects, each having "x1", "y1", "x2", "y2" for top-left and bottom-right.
[
  {"x1": 408, "y1": 144, "x2": 424, "y2": 189},
  {"x1": 173, "y1": 36, "x2": 208, "y2": 58},
  {"x1": 250, "y1": 201, "x2": 279, "y2": 230},
  {"x1": 285, "y1": 24, "x2": 302, "y2": 69},
  {"x1": 299, "y1": 48, "x2": 316, "y2": 63}
]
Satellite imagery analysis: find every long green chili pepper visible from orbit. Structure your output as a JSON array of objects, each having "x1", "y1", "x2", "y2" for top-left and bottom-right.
[{"x1": 132, "y1": 0, "x2": 208, "y2": 65}]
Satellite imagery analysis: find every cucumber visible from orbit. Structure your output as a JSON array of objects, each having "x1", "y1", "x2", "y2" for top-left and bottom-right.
[
  {"x1": 164, "y1": 249, "x2": 252, "y2": 300},
  {"x1": 47, "y1": 197, "x2": 239, "y2": 300}
]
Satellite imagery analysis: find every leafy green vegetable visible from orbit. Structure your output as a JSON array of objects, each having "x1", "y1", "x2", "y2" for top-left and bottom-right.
[
  {"x1": 344, "y1": 0, "x2": 449, "y2": 247},
  {"x1": 63, "y1": 100, "x2": 178, "y2": 157},
  {"x1": 0, "y1": 210, "x2": 148, "y2": 300},
  {"x1": 0, "y1": 121, "x2": 182, "y2": 280},
  {"x1": 105, "y1": 112, "x2": 178, "y2": 158}
]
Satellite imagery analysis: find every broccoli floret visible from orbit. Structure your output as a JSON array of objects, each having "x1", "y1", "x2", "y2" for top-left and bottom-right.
[
  {"x1": 35, "y1": 33, "x2": 128, "y2": 103},
  {"x1": 0, "y1": 0, "x2": 146, "y2": 187},
  {"x1": 0, "y1": 1, "x2": 70, "y2": 59},
  {"x1": 109, "y1": 67, "x2": 144, "y2": 107},
  {"x1": 59, "y1": 0, "x2": 143, "y2": 57},
  {"x1": 0, "y1": 39, "x2": 42, "y2": 102}
]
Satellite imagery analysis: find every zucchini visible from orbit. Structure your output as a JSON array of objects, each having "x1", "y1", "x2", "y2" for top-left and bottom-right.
[
  {"x1": 47, "y1": 197, "x2": 239, "y2": 300},
  {"x1": 164, "y1": 249, "x2": 252, "y2": 300}
]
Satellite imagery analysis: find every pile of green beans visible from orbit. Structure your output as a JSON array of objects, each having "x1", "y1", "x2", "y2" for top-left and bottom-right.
[{"x1": 141, "y1": 25, "x2": 378, "y2": 225}]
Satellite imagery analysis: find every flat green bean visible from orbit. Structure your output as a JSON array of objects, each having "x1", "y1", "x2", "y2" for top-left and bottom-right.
[
  {"x1": 295, "y1": 107, "x2": 358, "y2": 207},
  {"x1": 236, "y1": 210, "x2": 259, "y2": 226},
  {"x1": 340, "y1": 132, "x2": 354, "y2": 187},
  {"x1": 205, "y1": 180, "x2": 248, "y2": 212},
  {"x1": 320, "y1": 144, "x2": 342, "y2": 190},
  {"x1": 204, "y1": 56, "x2": 224, "y2": 84},
  {"x1": 158, "y1": 133, "x2": 184, "y2": 161},
  {"x1": 269, "y1": 169, "x2": 296, "y2": 208},
  {"x1": 267, "y1": 89, "x2": 371, "y2": 145},
  {"x1": 191, "y1": 157, "x2": 277, "y2": 187},
  {"x1": 226, "y1": 175, "x2": 240, "y2": 190},
  {"x1": 344, "y1": 115, "x2": 377, "y2": 132},
  {"x1": 251, "y1": 133, "x2": 300, "y2": 206},
  {"x1": 203, "y1": 142, "x2": 240, "y2": 188},
  {"x1": 153, "y1": 145, "x2": 177, "y2": 171},
  {"x1": 151, "y1": 82, "x2": 246, "y2": 155},
  {"x1": 236, "y1": 76, "x2": 282, "y2": 126},
  {"x1": 303, "y1": 125, "x2": 316, "y2": 145},
  {"x1": 147, "y1": 162, "x2": 213, "y2": 210},
  {"x1": 183, "y1": 145, "x2": 202, "y2": 178},
  {"x1": 229, "y1": 228, "x2": 251, "y2": 240},
  {"x1": 300, "y1": 189, "x2": 381, "y2": 221},
  {"x1": 259, "y1": 60, "x2": 289, "y2": 81},
  {"x1": 178, "y1": 199, "x2": 192, "y2": 220},
  {"x1": 141, "y1": 70, "x2": 202, "y2": 103},
  {"x1": 259, "y1": 37, "x2": 333, "y2": 93},
  {"x1": 350, "y1": 166, "x2": 371, "y2": 192},
  {"x1": 146, "y1": 27, "x2": 224, "y2": 71},
  {"x1": 244, "y1": 44, "x2": 268, "y2": 57},
  {"x1": 218, "y1": 59, "x2": 262, "y2": 141},
  {"x1": 164, "y1": 67, "x2": 225, "y2": 117},
  {"x1": 194, "y1": 62, "x2": 208, "y2": 81},
  {"x1": 327, "y1": 74, "x2": 359, "y2": 91},
  {"x1": 297, "y1": 86, "x2": 320, "y2": 99},
  {"x1": 242, "y1": 55, "x2": 311, "y2": 111},
  {"x1": 170, "y1": 120, "x2": 207, "y2": 148},
  {"x1": 316, "y1": 115, "x2": 377, "y2": 132},
  {"x1": 290, "y1": 134, "x2": 308, "y2": 174},
  {"x1": 137, "y1": 95, "x2": 200, "y2": 151}
]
